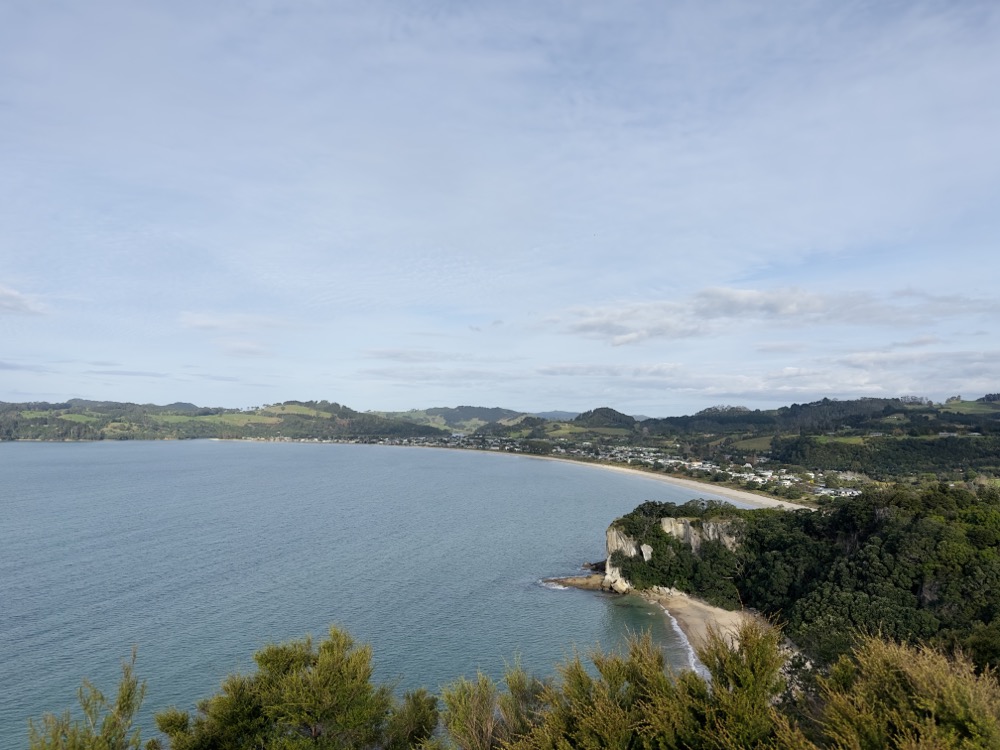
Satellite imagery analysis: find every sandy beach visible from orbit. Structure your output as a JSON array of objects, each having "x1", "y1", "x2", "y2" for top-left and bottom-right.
[
  {"x1": 530, "y1": 454, "x2": 811, "y2": 511},
  {"x1": 553, "y1": 575, "x2": 752, "y2": 657},
  {"x1": 642, "y1": 587, "x2": 751, "y2": 652},
  {"x1": 541, "y1": 455, "x2": 789, "y2": 661}
]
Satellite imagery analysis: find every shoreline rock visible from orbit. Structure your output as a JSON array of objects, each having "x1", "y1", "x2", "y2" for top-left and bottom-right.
[
  {"x1": 552, "y1": 575, "x2": 750, "y2": 654},
  {"x1": 544, "y1": 573, "x2": 605, "y2": 590}
]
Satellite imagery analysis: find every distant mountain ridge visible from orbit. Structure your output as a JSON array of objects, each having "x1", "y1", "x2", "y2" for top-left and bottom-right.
[
  {"x1": 0, "y1": 399, "x2": 446, "y2": 441},
  {"x1": 3, "y1": 396, "x2": 999, "y2": 462}
]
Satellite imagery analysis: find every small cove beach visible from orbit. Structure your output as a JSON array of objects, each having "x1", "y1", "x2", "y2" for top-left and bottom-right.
[{"x1": 539, "y1": 455, "x2": 807, "y2": 667}]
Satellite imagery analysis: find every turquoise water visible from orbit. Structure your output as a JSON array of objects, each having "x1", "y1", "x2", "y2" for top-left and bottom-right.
[{"x1": 0, "y1": 441, "x2": 731, "y2": 748}]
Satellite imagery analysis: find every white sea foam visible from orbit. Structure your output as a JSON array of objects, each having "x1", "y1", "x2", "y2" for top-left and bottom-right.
[
  {"x1": 540, "y1": 579, "x2": 569, "y2": 590},
  {"x1": 659, "y1": 604, "x2": 711, "y2": 681}
]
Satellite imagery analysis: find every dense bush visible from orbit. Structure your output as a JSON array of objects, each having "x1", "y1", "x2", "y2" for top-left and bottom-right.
[
  {"x1": 612, "y1": 484, "x2": 1000, "y2": 669},
  {"x1": 33, "y1": 622, "x2": 1000, "y2": 749}
]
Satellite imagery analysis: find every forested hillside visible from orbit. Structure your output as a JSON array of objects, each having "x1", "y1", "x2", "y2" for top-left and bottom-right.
[
  {"x1": 772, "y1": 434, "x2": 1000, "y2": 479},
  {"x1": 637, "y1": 396, "x2": 1000, "y2": 435},
  {"x1": 5, "y1": 395, "x2": 1000, "y2": 488},
  {"x1": 374, "y1": 405, "x2": 526, "y2": 433},
  {"x1": 0, "y1": 400, "x2": 446, "y2": 441},
  {"x1": 613, "y1": 483, "x2": 1000, "y2": 668}
]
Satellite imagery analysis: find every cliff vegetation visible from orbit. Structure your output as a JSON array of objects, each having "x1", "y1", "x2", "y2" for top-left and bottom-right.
[{"x1": 610, "y1": 484, "x2": 1000, "y2": 668}]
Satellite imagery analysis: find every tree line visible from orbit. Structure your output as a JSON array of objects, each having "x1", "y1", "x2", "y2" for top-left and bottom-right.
[
  {"x1": 613, "y1": 484, "x2": 1000, "y2": 669},
  {"x1": 29, "y1": 620, "x2": 1000, "y2": 749},
  {"x1": 771, "y1": 435, "x2": 1000, "y2": 479}
]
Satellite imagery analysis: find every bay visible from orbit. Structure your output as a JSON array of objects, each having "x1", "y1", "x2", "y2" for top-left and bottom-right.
[{"x1": 0, "y1": 440, "x2": 732, "y2": 748}]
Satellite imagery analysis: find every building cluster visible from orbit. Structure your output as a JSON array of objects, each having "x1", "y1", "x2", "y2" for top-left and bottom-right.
[{"x1": 331, "y1": 434, "x2": 865, "y2": 498}]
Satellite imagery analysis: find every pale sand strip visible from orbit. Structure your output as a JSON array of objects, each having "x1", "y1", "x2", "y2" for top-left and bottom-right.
[
  {"x1": 641, "y1": 588, "x2": 751, "y2": 652},
  {"x1": 553, "y1": 575, "x2": 751, "y2": 655},
  {"x1": 525, "y1": 454, "x2": 811, "y2": 511},
  {"x1": 533, "y1": 456, "x2": 787, "y2": 665}
]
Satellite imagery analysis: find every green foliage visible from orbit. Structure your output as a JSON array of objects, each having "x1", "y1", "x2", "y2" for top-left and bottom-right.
[
  {"x1": 614, "y1": 499, "x2": 747, "y2": 537},
  {"x1": 154, "y1": 626, "x2": 432, "y2": 750},
  {"x1": 772, "y1": 435, "x2": 1000, "y2": 480},
  {"x1": 438, "y1": 663, "x2": 546, "y2": 750},
  {"x1": 613, "y1": 500, "x2": 746, "y2": 607},
  {"x1": 508, "y1": 622, "x2": 1000, "y2": 750},
  {"x1": 440, "y1": 673, "x2": 501, "y2": 750},
  {"x1": 28, "y1": 648, "x2": 155, "y2": 750},
  {"x1": 811, "y1": 638, "x2": 1000, "y2": 749},
  {"x1": 0, "y1": 399, "x2": 448, "y2": 441},
  {"x1": 32, "y1": 621, "x2": 1000, "y2": 750},
  {"x1": 508, "y1": 622, "x2": 792, "y2": 750},
  {"x1": 612, "y1": 485, "x2": 1000, "y2": 669},
  {"x1": 384, "y1": 689, "x2": 438, "y2": 750},
  {"x1": 695, "y1": 621, "x2": 788, "y2": 748},
  {"x1": 572, "y1": 408, "x2": 637, "y2": 429}
]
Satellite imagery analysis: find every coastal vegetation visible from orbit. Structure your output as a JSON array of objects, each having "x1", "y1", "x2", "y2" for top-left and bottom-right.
[
  {"x1": 30, "y1": 621, "x2": 1000, "y2": 749},
  {"x1": 16, "y1": 394, "x2": 1000, "y2": 747},
  {"x1": 612, "y1": 483, "x2": 1000, "y2": 669},
  {"x1": 372, "y1": 406, "x2": 526, "y2": 434},
  {"x1": 0, "y1": 400, "x2": 446, "y2": 441},
  {"x1": 3, "y1": 395, "x2": 999, "y2": 489}
]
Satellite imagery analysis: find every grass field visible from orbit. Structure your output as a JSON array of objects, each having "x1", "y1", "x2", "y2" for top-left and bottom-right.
[
  {"x1": 262, "y1": 404, "x2": 332, "y2": 418},
  {"x1": 59, "y1": 413, "x2": 98, "y2": 423},
  {"x1": 941, "y1": 400, "x2": 1000, "y2": 415},
  {"x1": 816, "y1": 435, "x2": 866, "y2": 445},
  {"x1": 732, "y1": 436, "x2": 773, "y2": 451},
  {"x1": 154, "y1": 413, "x2": 281, "y2": 426}
]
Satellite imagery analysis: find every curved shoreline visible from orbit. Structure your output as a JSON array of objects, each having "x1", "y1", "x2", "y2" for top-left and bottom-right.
[
  {"x1": 640, "y1": 588, "x2": 750, "y2": 653},
  {"x1": 127, "y1": 439, "x2": 812, "y2": 512},
  {"x1": 553, "y1": 574, "x2": 750, "y2": 667},
  {"x1": 539, "y1": 454, "x2": 797, "y2": 670},
  {"x1": 520, "y1": 453, "x2": 811, "y2": 511}
]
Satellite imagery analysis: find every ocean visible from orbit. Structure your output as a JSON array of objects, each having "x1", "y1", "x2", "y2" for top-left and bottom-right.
[{"x1": 0, "y1": 440, "x2": 733, "y2": 748}]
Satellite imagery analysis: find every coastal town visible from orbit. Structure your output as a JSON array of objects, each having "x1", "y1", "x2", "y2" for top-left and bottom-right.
[{"x1": 283, "y1": 432, "x2": 865, "y2": 502}]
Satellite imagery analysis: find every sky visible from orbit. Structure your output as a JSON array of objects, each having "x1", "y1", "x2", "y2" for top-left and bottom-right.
[{"x1": 1, "y1": 0, "x2": 999, "y2": 416}]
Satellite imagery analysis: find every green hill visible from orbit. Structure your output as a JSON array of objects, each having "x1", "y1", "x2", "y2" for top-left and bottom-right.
[
  {"x1": 0, "y1": 399, "x2": 447, "y2": 441},
  {"x1": 573, "y1": 407, "x2": 637, "y2": 429}
]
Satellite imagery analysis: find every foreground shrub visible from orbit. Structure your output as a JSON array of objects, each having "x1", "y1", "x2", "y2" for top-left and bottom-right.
[{"x1": 30, "y1": 620, "x2": 1000, "y2": 749}]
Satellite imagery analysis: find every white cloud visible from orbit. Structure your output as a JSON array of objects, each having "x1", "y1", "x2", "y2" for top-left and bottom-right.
[
  {"x1": 562, "y1": 287, "x2": 1000, "y2": 345},
  {"x1": 0, "y1": 285, "x2": 45, "y2": 315},
  {"x1": 2, "y1": 2, "x2": 999, "y2": 413}
]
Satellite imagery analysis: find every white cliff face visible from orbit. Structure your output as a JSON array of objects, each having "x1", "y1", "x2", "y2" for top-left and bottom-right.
[
  {"x1": 603, "y1": 526, "x2": 639, "y2": 593},
  {"x1": 659, "y1": 518, "x2": 738, "y2": 555},
  {"x1": 603, "y1": 517, "x2": 739, "y2": 593}
]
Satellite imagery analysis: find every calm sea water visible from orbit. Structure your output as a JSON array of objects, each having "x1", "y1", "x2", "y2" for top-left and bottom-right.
[{"x1": 0, "y1": 441, "x2": 732, "y2": 748}]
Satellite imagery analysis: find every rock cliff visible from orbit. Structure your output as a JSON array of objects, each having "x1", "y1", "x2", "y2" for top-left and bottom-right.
[
  {"x1": 603, "y1": 525, "x2": 640, "y2": 593},
  {"x1": 601, "y1": 516, "x2": 739, "y2": 593},
  {"x1": 658, "y1": 518, "x2": 738, "y2": 554}
]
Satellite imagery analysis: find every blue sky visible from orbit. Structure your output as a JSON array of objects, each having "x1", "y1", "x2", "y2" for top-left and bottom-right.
[{"x1": 2, "y1": 0, "x2": 998, "y2": 416}]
